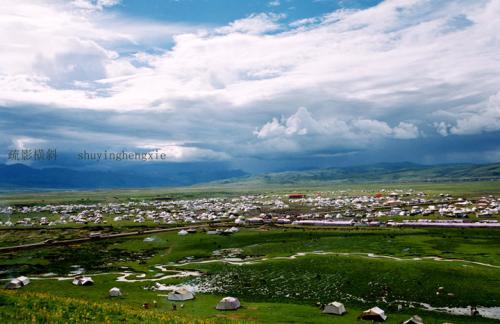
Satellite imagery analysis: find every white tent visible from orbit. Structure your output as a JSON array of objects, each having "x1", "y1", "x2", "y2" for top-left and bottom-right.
[
  {"x1": 17, "y1": 276, "x2": 30, "y2": 286},
  {"x1": 5, "y1": 276, "x2": 30, "y2": 289},
  {"x1": 323, "y1": 301, "x2": 346, "y2": 315},
  {"x1": 234, "y1": 218, "x2": 245, "y2": 225},
  {"x1": 361, "y1": 306, "x2": 387, "y2": 321},
  {"x1": 216, "y1": 297, "x2": 241, "y2": 310},
  {"x1": 109, "y1": 287, "x2": 122, "y2": 297},
  {"x1": 168, "y1": 287, "x2": 195, "y2": 301},
  {"x1": 72, "y1": 276, "x2": 94, "y2": 286},
  {"x1": 5, "y1": 280, "x2": 22, "y2": 289},
  {"x1": 403, "y1": 315, "x2": 424, "y2": 324},
  {"x1": 178, "y1": 229, "x2": 188, "y2": 236}
]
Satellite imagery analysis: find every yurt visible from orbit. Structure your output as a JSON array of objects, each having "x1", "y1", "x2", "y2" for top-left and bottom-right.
[
  {"x1": 109, "y1": 287, "x2": 122, "y2": 297},
  {"x1": 403, "y1": 315, "x2": 424, "y2": 324},
  {"x1": 360, "y1": 306, "x2": 387, "y2": 322},
  {"x1": 72, "y1": 276, "x2": 94, "y2": 286},
  {"x1": 168, "y1": 287, "x2": 195, "y2": 301},
  {"x1": 216, "y1": 297, "x2": 241, "y2": 310},
  {"x1": 17, "y1": 276, "x2": 30, "y2": 286},
  {"x1": 323, "y1": 301, "x2": 346, "y2": 315},
  {"x1": 5, "y1": 276, "x2": 30, "y2": 289}
]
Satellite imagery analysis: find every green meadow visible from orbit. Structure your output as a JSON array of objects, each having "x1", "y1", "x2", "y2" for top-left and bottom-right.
[
  {"x1": 2, "y1": 180, "x2": 500, "y2": 206},
  {"x1": 1, "y1": 226, "x2": 499, "y2": 323}
]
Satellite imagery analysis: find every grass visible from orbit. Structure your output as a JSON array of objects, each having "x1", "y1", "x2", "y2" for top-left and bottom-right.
[
  {"x1": 1, "y1": 227, "x2": 500, "y2": 322},
  {"x1": 192, "y1": 253, "x2": 500, "y2": 307},
  {"x1": 2, "y1": 277, "x2": 497, "y2": 324},
  {"x1": 1, "y1": 180, "x2": 500, "y2": 206},
  {"x1": 0, "y1": 289, "x2": 203, "y2": 323}
]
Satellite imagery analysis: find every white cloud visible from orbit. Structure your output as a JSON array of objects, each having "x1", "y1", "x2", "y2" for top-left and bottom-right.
[
  {"x1": 215, "y1": 13, "x2": 284, "y2": 35},
  {"x1": 434, "y1": 121, "x2": 451, "y2": 136},
  {"x1": 254, "y1": 107, "x2": 322, "y2": 138},
  {"x1": 3, "y1": 0, "x2": 500, "y2": 114},
  {"x1": 10, "y1": 137, "x2": 47, "y2": 150},
  {"x1": 72, "y1": 0, "x2": 120, "y2": 11},
  {"x1": 1, "y1": 0, "x2": 500, "y2": 161},
  {"x1": 0, "y1": 1, "x2": 202, "y2": 109},
  {"x1": 253, "y1": 107, "x2": 421, "y2": 152},
  {"x1": 140, "y1": 145, "x2": 230, "y2": 162},
  {"x1": 392, "y1": 122, "x2": 420, "y2": 139},
  {"x1": 449, "y1": 92, "x2": 500, "y2": 135}
]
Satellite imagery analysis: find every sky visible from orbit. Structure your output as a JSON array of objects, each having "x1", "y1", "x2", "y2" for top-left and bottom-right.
[{"x1": 0, "y1": 0, "x2": 499, "y2": 173}]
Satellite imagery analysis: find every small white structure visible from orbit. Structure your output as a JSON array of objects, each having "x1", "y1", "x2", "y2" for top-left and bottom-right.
[
  {"x1": 403, "y1": 315, "x2": 424, "y2": 324},
  {"x1": 17, "y1": 276, "x2": 30, "y2": 286},
  {"x1": 216, "y1": 296, "x2": 241, "y2": 310},
  {"x1": 72, "y1": 276, "x2": 94, "y2": 286},
  {"x1": 323, "y1": 301, "x2": 346, "y2": 315},
  {"x1": 234, "y1": 218, "x2": 245, "y2": 225},
  {"x1": 5, "y1": 280, "x2": 22, "y2": 289},
  {"x1": 5, "y1": 276, "x2": 30, "y2": 289},
  {"x1": 361, "y1": 306, "x2": 387, "y2": 321},
  {"x1": 109, "y1": 287, "x2": 122, "y2": 297},
  {"x1": 168, "y1": 287, "x2": 195, "y2": 301},
  {"x1": 178, "y1": 229, "x2": 188, "y2": 236}
]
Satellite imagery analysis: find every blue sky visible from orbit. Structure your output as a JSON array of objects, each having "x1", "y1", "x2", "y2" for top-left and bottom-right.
[
  {"x1": 110, "y1": 0, "x2": 383, "y2": 25},
  {"x1": 0, "y1": 0, "x2": 499, "y2": 173}
]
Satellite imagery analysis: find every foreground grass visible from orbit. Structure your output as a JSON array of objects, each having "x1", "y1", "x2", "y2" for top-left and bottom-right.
[
  {"x1": 2, "y1": 283, "x2": 496, "y2": 324},
  {"x1": 0, "y1": 290, "x2": 204, "y2": 323}
]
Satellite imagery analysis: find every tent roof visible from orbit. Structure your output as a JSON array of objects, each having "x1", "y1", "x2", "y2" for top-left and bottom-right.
[
  {"x1": 362, "y1": 307, "x2": 387, "y2": 320},
  {"x1": 368, "y1": 306, "x2": 385, "y2": 314}
]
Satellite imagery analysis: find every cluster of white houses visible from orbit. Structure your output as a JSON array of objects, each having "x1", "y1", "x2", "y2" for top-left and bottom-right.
[{"x1": 0, "y1": 192, "x2": 498, "y2": 228}]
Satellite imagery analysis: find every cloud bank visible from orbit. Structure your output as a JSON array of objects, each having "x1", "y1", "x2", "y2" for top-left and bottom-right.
[{"x1": 1, "y1": 0, "x2": 499, "y2": 170}]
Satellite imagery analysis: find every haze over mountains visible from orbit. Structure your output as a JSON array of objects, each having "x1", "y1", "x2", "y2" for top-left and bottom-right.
[
  {"x1": 1, "y1": 162, "x2": 499, "y2": 190},
  {"x1": 0, "y1": 163, "x2": 246, "y2": 190}
]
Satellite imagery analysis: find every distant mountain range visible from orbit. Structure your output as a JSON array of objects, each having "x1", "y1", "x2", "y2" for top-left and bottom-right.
[
  {"x1": 210, "y1": 162, "x2": 500, "y2": 186},
  {"x1": 0, "y1": 163, "x2": 246, "y2": 190},
  {"x1": 0, "y1": 162, "x2": 499, "y2": 191}
]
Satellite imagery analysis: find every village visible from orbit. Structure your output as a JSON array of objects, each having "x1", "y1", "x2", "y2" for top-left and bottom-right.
[{"x1": 1, "y1": 190, "x2": 499, "y2": 229}]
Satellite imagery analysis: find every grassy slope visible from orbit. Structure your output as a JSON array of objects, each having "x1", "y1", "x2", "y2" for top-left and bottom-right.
[{"x1": 210, "y1": 163, "x2": 500, "y2": 186}]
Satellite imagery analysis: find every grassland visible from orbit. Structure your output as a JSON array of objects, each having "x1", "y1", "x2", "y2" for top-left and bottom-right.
[
  {"x1": 1, "y1": 226, "x2": 499, "y2": 323},
  {"x1": 1, "y1": 180, "x2": 500, "y2": 206},
  {"x1": 1, "y1": 181, "x2": 499, "y2": 322}
]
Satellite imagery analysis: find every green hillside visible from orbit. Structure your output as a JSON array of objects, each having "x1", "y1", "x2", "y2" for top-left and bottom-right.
[{"x1": 213, "y1": 162, "x2": 500, "y2": 186}]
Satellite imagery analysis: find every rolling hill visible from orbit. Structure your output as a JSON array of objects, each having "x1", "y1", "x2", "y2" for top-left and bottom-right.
[
  {"x1": 1, "y1": 162, "x2": 499, "y2": 191},
  {"x1": 211, "y1": 162, "x2": 500, "y2": 186}
]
